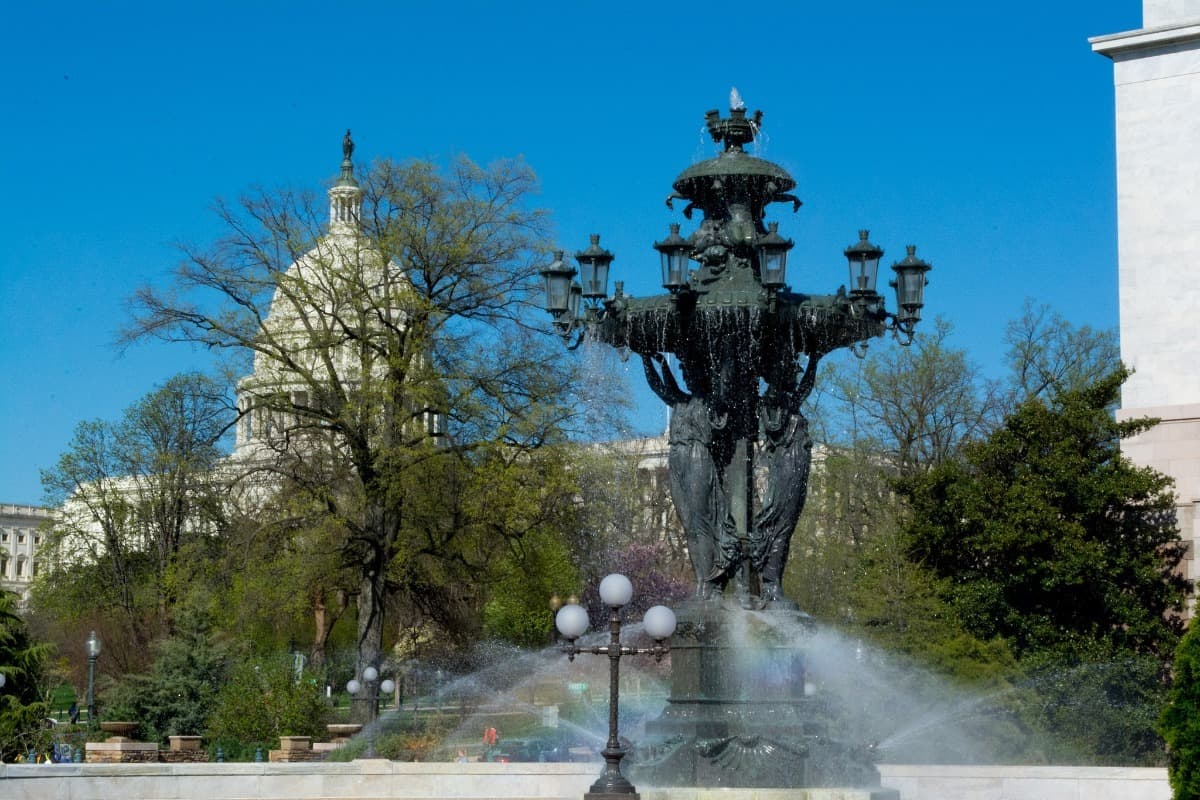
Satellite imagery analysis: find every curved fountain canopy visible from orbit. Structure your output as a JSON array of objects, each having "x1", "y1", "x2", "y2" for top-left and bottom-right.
[{"x1": 671, "y1": 107, "x2": 798, "y2": 222}]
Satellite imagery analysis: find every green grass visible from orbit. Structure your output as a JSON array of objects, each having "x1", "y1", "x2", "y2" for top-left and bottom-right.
[{"x1": 48, "y1": 684, "x2": 79, "y2": 720}]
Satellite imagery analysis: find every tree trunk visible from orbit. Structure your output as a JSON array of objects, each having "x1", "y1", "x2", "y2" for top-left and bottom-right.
[
  {"x1": 311, "y1": 588, "x2": 347, "y2": 670},
  {"x1": 354, "y1": 568, "x2": 386, "y2": 723}
]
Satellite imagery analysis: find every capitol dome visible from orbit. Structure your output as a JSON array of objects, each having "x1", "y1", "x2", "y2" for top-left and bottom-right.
[{"x1": 232, "y1": 132, "x2": 411, "y2": 460}]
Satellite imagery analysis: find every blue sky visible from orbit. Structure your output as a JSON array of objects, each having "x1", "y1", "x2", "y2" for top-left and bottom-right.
[{"x1": 0, "y1": 1, "x2": 1141, "y2": 506}]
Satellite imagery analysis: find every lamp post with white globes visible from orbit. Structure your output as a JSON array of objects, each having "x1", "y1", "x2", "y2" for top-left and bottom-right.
[
  {"x1": 555, "y1": 574, "x2": 676, "y2": 800},
  {"x1": 346, "y1": 666, "x2": 396, "y2": 759}
]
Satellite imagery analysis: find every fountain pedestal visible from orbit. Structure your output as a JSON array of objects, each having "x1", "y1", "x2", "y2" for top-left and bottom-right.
[{"x1": 632, "y1": 601, "x2": 893, "y2": 797}]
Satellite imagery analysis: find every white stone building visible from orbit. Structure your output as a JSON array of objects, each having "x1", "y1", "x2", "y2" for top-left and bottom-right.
[
  {"x1": 1092, "y1": 0, "x2": 1200, "y2": 588},
  {"x1": 0, "y1": 504, "x2": 53, "y2": 601}
]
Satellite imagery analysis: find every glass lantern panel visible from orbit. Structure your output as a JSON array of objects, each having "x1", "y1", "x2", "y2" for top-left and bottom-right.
[
  {"x1": 852, "y1": 258, "x2": 880, "y2": 293},
  {"x1": 894, "y1": 270, "x2": 926, "y2": 320},
  {"x1": 662, "y1": 250, "x2": 688, "y2": 288},
  {"x1": 900, "y1": 270, "x2": 926, "y2": 308},
  {"x1": 762, "y1": 250, "x2": 787, "y2": 287},
  {"x1": 569, "y1": 283, "x2": 583, "y2": 320},
  {"x1": 544, "y1": 273, "x2": 571, "y2": 313},
  {"x1": 578, "y1": 259, "x2": 596, "y2": 297},
  {"x1": 587, "y1": 260, "x2": 611, "y2": 298}
]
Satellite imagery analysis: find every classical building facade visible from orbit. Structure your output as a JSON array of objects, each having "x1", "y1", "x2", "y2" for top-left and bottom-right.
[
  {"x1": 0, "y1": 504, "x2": 52, "y2": 601},
  {"x1": 1093, "y1": 1, "x2": 1200, "y2": 587}
]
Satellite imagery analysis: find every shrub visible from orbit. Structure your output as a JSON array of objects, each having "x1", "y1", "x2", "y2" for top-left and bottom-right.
[
  {"x1": 1161, "y1": 618, "x2": 1200, "y2": 797},
  {"x1": 206, "y1": 653, "x2": 330, "y2": 750}
]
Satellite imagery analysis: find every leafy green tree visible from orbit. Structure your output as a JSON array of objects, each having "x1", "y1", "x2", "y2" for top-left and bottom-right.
[
  {"x1": 469, "y1": 443, "x2": 586, "y2": 647},
  {"x1": 1161, "y1": 616, "x2": 1200, "y2": 796},
  {"x1": 36, "y1": 373, "x2": 231, "y2": 668},
  {"x1": 0, "y1": 590, "x2": 53, "y2": 761},
  {"x1": 125, "y1": 154, "x2": 587, "y2": 700},
  {"x1": 790, "y1": 323, "x2": 1012, "y2": 683},
  {"x1": 101, "y1": 608, "x2": 232, "y2": 743},
  {"x1": 787, "y1": 446, "x2": 1018, "y2": 690},
  {"x1": 901, "y1": 367, "x2": 1188, "y2": 662},
  {"x1": 209, "y1": 500, "x2": 357, "y2": 669},
  {"x1": 900, "y1": 367, "x2": 1188, "y2": 763}
]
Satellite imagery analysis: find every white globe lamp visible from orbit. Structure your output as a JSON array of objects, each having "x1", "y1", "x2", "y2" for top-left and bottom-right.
[
  {"x1": 555, "y1": 603, "x2": 589, "y2": 640},
  {"x1": 643, "y1": 605, "x2": 677, "y2": 641},
  {"x1": 599, "y1": 573, "x2": 634, "y2": 608}
]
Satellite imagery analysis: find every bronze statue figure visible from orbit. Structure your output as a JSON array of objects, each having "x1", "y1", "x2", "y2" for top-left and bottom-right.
[
  {"x1": 643, "y1": 354, "x2": 739, "y2": 598},
  {"x1": 752, "y1": 354, "x2": 820, "y2": 603}
]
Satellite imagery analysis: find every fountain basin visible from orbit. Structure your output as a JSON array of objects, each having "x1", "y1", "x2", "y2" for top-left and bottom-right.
[{"x1": 326, "y1": 723, "x2": 364, "y2": 739}]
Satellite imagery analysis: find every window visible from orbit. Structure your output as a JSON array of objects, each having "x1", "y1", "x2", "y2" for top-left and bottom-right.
[
  {"x1": 15, "y1": 559, "x2": 23, "y2": 578},
  {"x1": 17, "y1": 534, "x2": 24, "y2": 544}
]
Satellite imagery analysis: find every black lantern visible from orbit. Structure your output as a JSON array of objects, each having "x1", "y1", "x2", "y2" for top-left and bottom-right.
[
  {"x1": 756, "y1": 222, "x2": 793, "y2": 290},
  {"x1": 577, "y1": 234, "x2": 615, "y2": 300},
  {"x1": 844, "y1": 230, "x2": 883, "y2": 297},
  {"x1": 890, "y1": 245, "x2": 931, "y2": 324},
  {"x1": 540, "y1": 251, "x2": 577, "y2": 316},
  {"x1": 654, "y1": 223, "x2": 692, "y2": 291}
]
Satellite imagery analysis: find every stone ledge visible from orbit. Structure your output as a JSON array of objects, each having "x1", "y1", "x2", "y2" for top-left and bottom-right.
[
  {"x1": 268, "y1": 748, "x2": 327, "y2": 763},
  {"x1": 85, "y1": 741, "x2": 159, "y2": 752},
  {"x1": 644, "y1": 790, "x2": 898, "y2": 800},
  {"x1": 0, "y1": 762, "x2": 1171, "y2": 800},
  {"x1": 1092, "y1": 22, "x2": 1200, "y2": 57}
]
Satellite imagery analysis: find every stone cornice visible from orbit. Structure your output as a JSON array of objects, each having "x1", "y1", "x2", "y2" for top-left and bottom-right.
[{"x1": 1091, "y1": 21, "x2": 1200, "y2": 59}]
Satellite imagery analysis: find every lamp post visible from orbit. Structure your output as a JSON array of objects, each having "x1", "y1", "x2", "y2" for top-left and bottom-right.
[
  {"x1": 347, "y1": 666, "x2": 396, "y2": 725},
  {"x1": 85, "y1": 630, "x2": 101, "y2": 727},
  {"x1": 556, "y1": 574, "x2": 676, "y2": 800},
  {"x1": 347, "y1": 666, "x2": 395, "y2": 759}
]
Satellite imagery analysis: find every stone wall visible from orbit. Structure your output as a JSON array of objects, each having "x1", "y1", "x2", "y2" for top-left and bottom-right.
[
  {"x1": 877, "y1": 764, "x2": 1169, "y2": 800},
  {"x1": 0, "y1": 761, "x2": 1171, "y2": 800},
  {"x1": 84, "y1": 741, "x2": 159, "y2": 764}
]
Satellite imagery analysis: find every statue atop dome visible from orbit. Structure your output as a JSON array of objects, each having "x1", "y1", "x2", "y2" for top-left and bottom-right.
[{"x1": 343, "y1": 129, "x2": 354, "y2": 161}]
